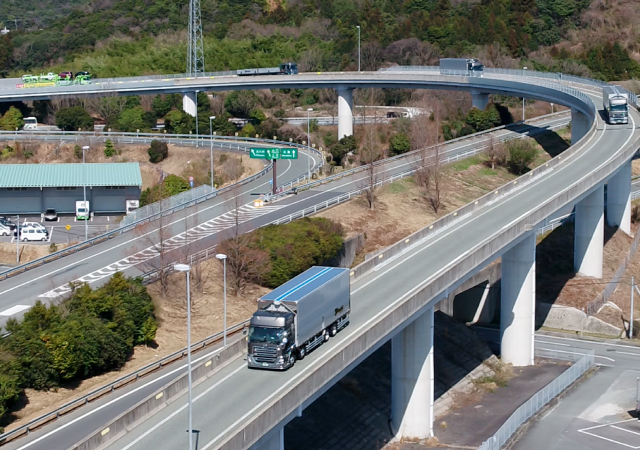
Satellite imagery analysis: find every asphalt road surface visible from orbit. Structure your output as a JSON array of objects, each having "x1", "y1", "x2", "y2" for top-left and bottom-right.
[{"x1": 514, "y1": 334, "x2": 640, "y2": 450}]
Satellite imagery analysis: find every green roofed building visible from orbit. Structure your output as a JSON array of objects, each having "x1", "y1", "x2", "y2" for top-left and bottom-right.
[{"x1": 0, "y1": 163, "x2": 142, "y2": 215}]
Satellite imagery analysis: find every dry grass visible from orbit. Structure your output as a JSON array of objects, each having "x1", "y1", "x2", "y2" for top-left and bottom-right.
[{"x1": 0, "y1": 242, "x2": 71, "y2": 265}]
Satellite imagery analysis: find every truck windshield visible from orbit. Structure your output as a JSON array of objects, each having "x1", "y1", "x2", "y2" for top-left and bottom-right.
[
  {"x1": 610, "y1": 104, "x2": 628, "y2": 112},
  {"x1": 248, "y1": 326, "x2": 285, "y2": 343}
]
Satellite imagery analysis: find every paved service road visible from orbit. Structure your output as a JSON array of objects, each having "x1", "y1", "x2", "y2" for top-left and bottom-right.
[{"x1": 514, "y1": 334, "x2": 640, "y2": 450}]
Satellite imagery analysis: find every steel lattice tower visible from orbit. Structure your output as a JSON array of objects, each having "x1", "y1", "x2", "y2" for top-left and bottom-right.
[{"x1": 187, "y1": 0, "x2": 205, "y2": 76}]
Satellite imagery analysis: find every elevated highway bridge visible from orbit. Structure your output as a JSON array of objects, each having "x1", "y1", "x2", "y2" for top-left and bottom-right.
[{"x1": 0, "y1": 69, "x2": 637, "y2": 450}]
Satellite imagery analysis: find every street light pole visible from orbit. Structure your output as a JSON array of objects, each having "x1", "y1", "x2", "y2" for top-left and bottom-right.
[
  {"x1": 631, "y1": 276, "x2": 635, "y2": 339},
  {"x1": 209, "y1": 116, "x2": 216, "y2": 191},
  {"x1": 195, "y1": 91, "x2": 199, "y2": 147},
  {"x1": 174, "y1": 263, "x2": 193, "y2": 449},
  {"x1": 82, "y1": 145, "x2": 90, "y2": 242},
  {"x1": 356, "y1": 26, "x2": 361, "y2": 72},
  {"x1": 216, "y1": 254, "x2": 227, "y2": 346},
  {"x1": 307, "y1": 108, "x2": 313, "y2": 181},
  {"x1": 15, "y1": 214, "x2": 19, "y2": 263}
]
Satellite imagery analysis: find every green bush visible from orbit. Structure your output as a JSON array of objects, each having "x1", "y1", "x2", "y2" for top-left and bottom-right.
[
  {"x1": 139, "y1": 174, "x2": 189, "y2": 206},
  {"x1": 164, "y1": 110, "x2": 194, "y2": 135},
  {"x1": 103, "y1": 139, "x2": 115, "y2": 157},
  {"x1": 73, "y1": 144, "x2": 82, "y2": 159},
  {"x1": 507, "y1": 138, "x2": 538, "y2": 174},
  {"x1": 55, "y1": 107, "x2": 94, "y2": 131},
  {"x1": 330, "y1": 135, "x2": 357, "y2": 165},
  {"x1": 0, "y1": 106, "x2": 24, "y2": 131},
  {"x1": 0, "y1": 273, "x2": 155, "y2": 418},
  {"x1": 239, "y1": 123, "x2": 256, "y2": 138},
  {"x1": 389, "y1": 133, "x2": 411, "y2": 156},
  {"x1": 222, "y1": 218, "x2": 344, "y2": 288},
  {"x1": 148, "y1": 140, "x2": 168, "y2": 163}
]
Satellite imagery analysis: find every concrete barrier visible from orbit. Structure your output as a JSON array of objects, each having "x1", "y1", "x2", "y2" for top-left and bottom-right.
[{"x1": 71, "y1": 334, "x2": 247, "y2": 450}]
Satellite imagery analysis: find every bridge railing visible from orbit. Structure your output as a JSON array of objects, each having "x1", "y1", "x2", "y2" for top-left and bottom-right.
[
  {"x1": 478, "y1": 349, "x2": 594, "y2": 450},
  {"x1": 379, "y1": 65, "x2": 638, "y2": 106}
]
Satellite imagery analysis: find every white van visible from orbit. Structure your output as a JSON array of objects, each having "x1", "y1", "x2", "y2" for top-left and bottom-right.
[
  {"x1": 20, "y1": 228, "x2": 48, "y2": 242},
  {"x1": 76, "y1": 201, "x2": 90, "y2": 220},
  {"x1": 23, "y1": 117, "x2": 37, "y2": 130}
]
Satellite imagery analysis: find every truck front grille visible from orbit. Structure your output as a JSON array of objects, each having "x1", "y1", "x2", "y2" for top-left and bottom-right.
[{"x1": 253, "y1": 346, "x2": 278, "y2": 363}]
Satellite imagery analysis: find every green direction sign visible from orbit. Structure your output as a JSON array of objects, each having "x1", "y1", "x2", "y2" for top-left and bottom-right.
[
  {"x1": 249, "y1": 148, "x2": 298, "y2": 160},
  {"x1": 280, "y1": 148, "x2": 298, "y2": 159},
  {"x1": 250, "y1": 148, "x2": 279, "y2": 159}
]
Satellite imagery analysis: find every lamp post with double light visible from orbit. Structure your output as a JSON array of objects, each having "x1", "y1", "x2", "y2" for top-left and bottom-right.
[{"x1": 174, "y1": 263, "x2": 193, "y2": 449}]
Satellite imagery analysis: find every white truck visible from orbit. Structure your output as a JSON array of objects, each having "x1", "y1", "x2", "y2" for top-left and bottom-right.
[
  {"x1": 76, "y1": 201, "x2": 90, "y2": 220},
  {"x1": 440, "y1": 58, "x2": 484, "y2": 76},
  {"x1": 603, "y1": 85, "x2": 629, "y2": 125},
  {"x1": 247, "y1": 266, "x2": 351, "y2": 370},
  {"x1": 23, "y1": 117, "x2": 37, "y2": 130}
]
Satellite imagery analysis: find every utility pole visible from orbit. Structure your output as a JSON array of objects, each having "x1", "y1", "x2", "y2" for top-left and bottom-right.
[
  {"x1": 631, "y1": 276, "x2": 635, "y2": 339},
  {"x1": 187, "y1": 0, "x2": 205, "y2": 76}
]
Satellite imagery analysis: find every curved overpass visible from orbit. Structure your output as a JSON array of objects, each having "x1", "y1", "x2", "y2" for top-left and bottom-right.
[{"x1": 0, "y1": 71, "x2": 637, "y2": 449}]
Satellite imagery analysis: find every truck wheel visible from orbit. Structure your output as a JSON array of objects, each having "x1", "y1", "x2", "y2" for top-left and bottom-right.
[
  {"x1": 289, "y1": 352, "x2": 296, "y2": 367},
  {"x1": 329, "y1": 324, "x2": 337, "y2": 337},
  {"x1": 298, "y1": 347, "x2": 306, "y2": 360}
]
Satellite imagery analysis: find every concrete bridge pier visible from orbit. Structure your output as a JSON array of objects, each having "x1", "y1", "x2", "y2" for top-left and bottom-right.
[
  {"x1": 249, "y1": 426, "x2": 284, "y2": 450},
  {"x1": 183, "y1": 92, "x2": 197, "y2": 117},
  {"x1": 470, "y1": 91, "x2": 490, "y2": 110},
  {"x1": 571, "y1": 108, "x2": 590, "y2": 144},
  {"x1": 500, "y1": 233, "x2": 535, "y2": 367},
  {"x1": 574, "y1": 185, "x2": 604, "y2": 278},
  {"x1": 391, "y1": 306, "x2": 434, "y2": 440},
  {"x1": 337, "y1": 88, "x2": 354, "y2": 139},
  {"x1": 606, "y1": 160, "x2": 632, "y2": 236}
]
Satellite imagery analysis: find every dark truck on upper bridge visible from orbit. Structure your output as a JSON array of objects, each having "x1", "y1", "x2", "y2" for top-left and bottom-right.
[
  {"x1": 237, "y1": 62, "x2": 298, "y2": 76},
  {"x1": 247, "y1": 266, "x2": 350, "y2": 370}
]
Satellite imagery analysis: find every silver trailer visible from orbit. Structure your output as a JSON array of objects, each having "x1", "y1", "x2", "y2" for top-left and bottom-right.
[
  {"x1": 439, "y1": 58, "x2": 484, "y2": 76},
  {"x1": 247, "y1": 266, "x2": 350, "y2": 370},
  {"x1": 603, "y1": 85, "x2": 629, "y2": 125}
]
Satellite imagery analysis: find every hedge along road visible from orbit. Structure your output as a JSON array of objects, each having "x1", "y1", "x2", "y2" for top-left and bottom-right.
[
  {"x1": 0, "y1": 114, "x2": 569, "y2": 450},
  {"x1": 0, "y1": 115, "x2": 570, "y2": 330}
]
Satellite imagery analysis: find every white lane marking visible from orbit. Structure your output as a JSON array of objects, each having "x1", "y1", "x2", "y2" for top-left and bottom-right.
[
  {"x1": 117, "y1": 365, "x2": 245, "y2": 450},
  {"x1": 535, "y1": 340, "x2": 572, "y2": 347},
  {"x1": 612, "y1": 426, "x2": 640, "y2": 437},
  {"x1": 578, "y1": 430, "x2": 640, "y2": 449},
  {"x1": 13, "y1": 344, "x2": 236, "y2": 450},
  {"x1": 541, "y1": 335, "x2": 640, "y2": 351},
  {"x1": 613, "y1": 351, "x2": 640, "y2": 357},
  {"x1": 0, "y1": 305, "x2": 31, "y2": 316},
  {"x1": 537, "y1": 347, "x2": 615, "y2": 362}
]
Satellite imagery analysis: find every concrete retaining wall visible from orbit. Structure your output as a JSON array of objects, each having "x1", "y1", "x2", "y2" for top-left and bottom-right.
[{"x1": 71, "y1": 335, "x2": 247, "y2": 450}]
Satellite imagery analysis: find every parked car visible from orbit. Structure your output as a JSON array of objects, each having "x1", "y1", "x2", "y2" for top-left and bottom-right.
[
  {"x1": 0, "y1": 217, "x2": 15, "y2": 231},
  {"x1": 59, "y1": 71, "x2": 73, "y2": 79},
  {"x1": 19, "y1": 228, "x2": 48, "y2": 242},
  {"x1": 43, "y1": 209, "x2": 58, "y2": 221},
  {"x1": 22, "y1": 222, "x2": 48, "y2": 235},
  {"x1": 75, "y1": 71, "x2": 90, "y2": 78},
  {"x1": 0, "y1": 224, "x2": 11, "y2": 236}
]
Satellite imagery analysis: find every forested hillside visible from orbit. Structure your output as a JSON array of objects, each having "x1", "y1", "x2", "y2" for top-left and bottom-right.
[{"x1": 0, "y1": 0, "x2": 639, "y2": 82}]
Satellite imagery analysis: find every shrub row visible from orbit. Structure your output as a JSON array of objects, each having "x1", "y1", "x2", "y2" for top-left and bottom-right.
[{"x1": 0, "y1": 273, "x2": 156, "y2": 421}]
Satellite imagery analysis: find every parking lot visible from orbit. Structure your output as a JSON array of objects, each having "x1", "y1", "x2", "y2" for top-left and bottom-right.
[
  {"x1": 578, "y1": 418, "x2": 640, "y2": 449},
  {"x1": 0, "y1": 215, "x2": 123, "y2": 245}
]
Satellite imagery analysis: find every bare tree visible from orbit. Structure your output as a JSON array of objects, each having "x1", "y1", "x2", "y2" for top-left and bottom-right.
[
  {"x1": 361, "y1": 41, "x2": 383, "y2": 71},
  {"x1": 484, "y1": 135, "x2": 508, "y2": 169},
  {"x1": 139, "y1": 208, "x2": 173, "y2": 296},
  {"x1": 358, "y1": 113, "x2": 385, "y2": 210},
  {"x1": 411, "y1": 105, "x2": 448, "y2": 214},
  {"x1": 216, "y1": 188, "x2": 271, "y2": 295}
]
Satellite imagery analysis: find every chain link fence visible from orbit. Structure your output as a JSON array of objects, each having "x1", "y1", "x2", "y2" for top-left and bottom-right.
[{"x1": 478, "y1": 349, "x2": 594, "y2": 450}]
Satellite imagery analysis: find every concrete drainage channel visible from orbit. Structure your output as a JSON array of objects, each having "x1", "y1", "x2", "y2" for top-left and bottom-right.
[{"x1": 70, "y1": 334, "x2": 248, "y2": 450}]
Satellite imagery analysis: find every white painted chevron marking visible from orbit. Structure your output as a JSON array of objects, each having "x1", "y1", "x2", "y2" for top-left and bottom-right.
[{"x1": 38, "y1": 204, "x2": 284, "y2": 299}]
